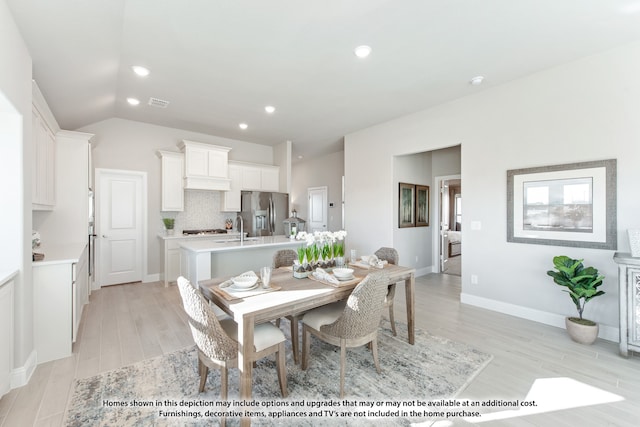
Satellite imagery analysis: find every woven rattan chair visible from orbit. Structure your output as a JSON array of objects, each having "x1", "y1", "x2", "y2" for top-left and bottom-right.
[
  {"x1": 301, "y1": 271, "x2": 389, "y2": 398},
  {"x1": 273, "y1": 249, "x2": 297, "y2": 269},
  {"x1": 374, "y1": 247, "x2": 399, "y2": 336},
  {"x1": 273, "y1": 249, "x2": 304, "y2": 364},
  {"x1": 176, "y1": 277, "x2": 288, "y2": 401}
]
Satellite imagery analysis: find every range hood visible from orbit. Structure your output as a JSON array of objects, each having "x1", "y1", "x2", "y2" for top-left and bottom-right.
[{"x1": 179, "y1": 140, "x2": 232, "y2": 191}]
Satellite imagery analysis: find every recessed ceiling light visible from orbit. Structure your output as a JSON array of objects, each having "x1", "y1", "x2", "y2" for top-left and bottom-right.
[
  {"x1": 131, "y1": 66, "x2": 150, "y2": 77},
  {"x1": 127, "y1": 97, "x2": 140, "y2": 106},
  {"x1": 470, "y1": 76, "x2": 484, "y2": 85},
  {"x1": 265, "y1": 105, "x2": 276, "y2": 114},
  {"x1": 239, "y1": 123, "x2": 248, "y2": 130},
  {"x1": 354, "y1": 45, "x2": 372, "y2": 59}
]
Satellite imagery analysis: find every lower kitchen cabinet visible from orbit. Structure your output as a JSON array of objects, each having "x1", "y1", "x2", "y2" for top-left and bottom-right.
[{"x1": 33, "y1": 244, "x2": 88, "y2": 364}]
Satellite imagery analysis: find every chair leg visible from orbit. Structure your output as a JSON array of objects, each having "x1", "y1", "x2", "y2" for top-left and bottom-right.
[
  {"x1": 388, "y1": 304, "x2": 397, "y2": 336},
  {"x1": 275, "y1": 342, "x2": 288, "y2": 397},
  {"x1": 371, "y1": 337, "x2": 381, "y2": 374},
  {"x1": 290, "y1": 315, "x2": 300, "y2": 364},
  {"x1": 220, "y1": 366, "x2": 228, "y2": 399},
  {"x1": 339, "y1": 339, "x2": 346, "y2": 399},
  {"x1": 301, "y1": 326, "x2": 310, "y2": 370},
  {"x1": 198, "y1": 359, "x2": 208, "y2": 393}
]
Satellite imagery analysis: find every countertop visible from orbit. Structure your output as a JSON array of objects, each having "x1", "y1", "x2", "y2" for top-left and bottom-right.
[
  {"x1": 157, "y1": 231, "x2": 242, "y2": 240},
  {"x1": 180, "y1": 235, "x2": 299, "y2": 253},
  {"x1": 32, "y1": 242, "x2": 87, "y2": 266}
]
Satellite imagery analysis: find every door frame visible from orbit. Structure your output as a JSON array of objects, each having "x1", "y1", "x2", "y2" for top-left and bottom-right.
[
  {"x1": 432, "y1": 174, "x2": 461, "y2": 273},
  {"x1": 95, "y1": 168, "x2": 148, "y2": 289}
]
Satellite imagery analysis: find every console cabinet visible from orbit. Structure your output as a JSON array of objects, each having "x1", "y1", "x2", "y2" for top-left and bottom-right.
[{"x1": 613, "y1": 252, "x2": 640, "y2": 357}]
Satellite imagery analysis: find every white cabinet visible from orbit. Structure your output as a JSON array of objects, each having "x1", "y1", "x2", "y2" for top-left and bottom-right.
[
  {"x1": 157, "y1": 151, "x2": 184, "y2": 211},
  {"x1": 32, "y1": 107, "x2": 56, "y2": 210},
  {"x1": 614, "y1": 253, "x2": 640, "y2": 357},
  {"x1": 228, "y1": 161, "x2": 280, "y2": 192},
  {"x1": 221, "y1": 163, "x2": 242, "y2": 212},
  {"x1": 0, "y1": 273, "x2": 15, "y2": 398},
  {"x1": 178, "y1": 140, "x2": 231, "y2": 191},
  {"x1": 33, "y1": 262, "x2": 73, "y2": 363}
]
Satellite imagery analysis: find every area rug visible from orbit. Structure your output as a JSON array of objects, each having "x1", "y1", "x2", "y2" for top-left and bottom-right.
[{"x1": 64, "y1": 321, "x2": 492, "y2": 426}]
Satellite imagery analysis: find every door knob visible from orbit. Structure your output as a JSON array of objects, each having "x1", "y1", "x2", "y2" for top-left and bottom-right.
[{"x1": 102, "y1": 235, "x2": 108, "y2": 238}]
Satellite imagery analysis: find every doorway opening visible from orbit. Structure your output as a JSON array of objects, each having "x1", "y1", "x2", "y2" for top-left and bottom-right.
[{"x1": 434, "y1": 176, "x2": 462, "y2": 276}]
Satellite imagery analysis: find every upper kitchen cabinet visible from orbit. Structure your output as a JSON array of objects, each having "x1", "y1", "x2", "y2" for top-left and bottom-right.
[
  {"x1": 178, "y1": 140, "x2": 231, "y2": 191},
  {"x1": 157, "y1": 150, "x2": 184, "y2": 211},
  {"x1": 230, "y1": 161, "x2": 280, "y2": 192},
  {"x1": 32, "y1": 82, "x2": 59, "y2": 210}
]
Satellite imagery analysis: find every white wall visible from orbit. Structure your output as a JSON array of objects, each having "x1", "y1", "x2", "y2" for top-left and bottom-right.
[
  {"x1": 78, "y1": 118, "x2": 277, "y2": 278},
  {"x1": 0, "y1": 0, "x2": 35, "y2": 387},
  {"x1": 345, "y1": 41, "x2": 640, "y2": 340},
  {"x1": 291, "y1": 151, "x2": 344, "y2": 232}
]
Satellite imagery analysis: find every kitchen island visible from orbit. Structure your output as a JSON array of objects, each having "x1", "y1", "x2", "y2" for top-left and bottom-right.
[{"x1": 179, "y1": 235, "x2": 300, "y2": 287}]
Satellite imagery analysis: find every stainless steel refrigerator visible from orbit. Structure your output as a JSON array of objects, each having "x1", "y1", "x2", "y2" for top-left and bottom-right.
[{"x1": 239, "y1": 191, "x2": 289, "y2": 236}]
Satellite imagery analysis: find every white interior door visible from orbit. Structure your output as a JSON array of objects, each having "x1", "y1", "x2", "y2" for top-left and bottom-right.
[
  {"x1": 308, "y1": 186, "x2": 328, "y2": 232},
  {"x1": 97, "y1": 169, "x2": 145, "y2": 286},
  {"x1": 440, "y1": 180, "x2": 450, "y2": 273}
]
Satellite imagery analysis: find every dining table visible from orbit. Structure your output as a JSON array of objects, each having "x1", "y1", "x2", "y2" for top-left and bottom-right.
[{"x1": 198, "y1": 262, "x2": 415, "y2": 426}]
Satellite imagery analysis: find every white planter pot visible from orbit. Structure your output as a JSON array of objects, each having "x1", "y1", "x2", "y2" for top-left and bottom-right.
[{"x1": 565, "y1": 317, "x2": 598, "y2": 345}]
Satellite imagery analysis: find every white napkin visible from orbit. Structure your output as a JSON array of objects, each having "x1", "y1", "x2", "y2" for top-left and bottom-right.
[
  {"x1": 313, "y1": 268, "x2": 339, "y2": 285},
  {"x1": 220, "y1": 270, "x2": 258, "y2": 288},
  {"x1": 362, "y1": 255, "x2": 388, "y2": 269}
]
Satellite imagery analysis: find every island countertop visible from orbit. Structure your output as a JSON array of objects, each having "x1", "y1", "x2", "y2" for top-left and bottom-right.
[{"x1": 179, "y1": 235, "x2": 299, "y2": 253}]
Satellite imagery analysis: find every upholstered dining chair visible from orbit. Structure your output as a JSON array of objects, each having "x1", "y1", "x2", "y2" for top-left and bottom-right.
[
  {"x1": 301, "y1": 271, "x2": 389, "y2": 398},
  {"x1": 176, "y1": 277, "x2": 288, "y2": 400},
  {"x1": 272, "y1": 249, "x2": 304, "y2": 364},
  {"x1": 374, "y1": 247, "x2": 399, "y2": 336}
]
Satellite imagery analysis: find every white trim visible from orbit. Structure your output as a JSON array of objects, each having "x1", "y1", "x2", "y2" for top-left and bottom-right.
[
  {"x1": 144, "y1": 273, "x2": 160, "y2": 283},
  {"x1": 10, "y1": 350, "x2": 36, "y2": 389},
  {"x1": 461, "y1": 292, "x2": 618, "y2": 342}
]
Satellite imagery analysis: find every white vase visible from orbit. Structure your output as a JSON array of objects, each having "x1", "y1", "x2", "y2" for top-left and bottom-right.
[{"x1": 628, "y1": 229, "x2": 640, "y2": 257}]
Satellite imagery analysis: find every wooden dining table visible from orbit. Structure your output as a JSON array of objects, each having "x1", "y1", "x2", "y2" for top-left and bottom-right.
[{"x1": 199, "y1": 263, "x2": 415, "y2": 425}]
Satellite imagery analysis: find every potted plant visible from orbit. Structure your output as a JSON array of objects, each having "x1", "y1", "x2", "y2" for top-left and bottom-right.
[
  {"x1": 546, "y1": 255, "x2": 605, "y2": 344},
  {"x1": 162, "y1": 217, "x2": 175, "y2": 235}
]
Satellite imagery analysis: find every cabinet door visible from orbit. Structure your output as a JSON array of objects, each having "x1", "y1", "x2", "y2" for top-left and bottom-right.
[
  {"x1": 184, "y1": 146, "x2": 210, "y2": 177},
  {"x1": 261, "y1": 167, "x2": 279, "y2": 192},
  {"x1": 74, "y1": 246, "x2": 89, "y2": 342},
  {"x1": 241, "y1": 166, "x2": 262, "y2": 190},
  {"x1": 221, "y1": 164, "x2": 241, "y2": 212},
  {"x1": 32, "y1": 109, "x2": 56, "y2": 209},
  {"x1": 167, "y1": 249, "x2": 181, "y2": 283},
  {"x1": 161, "y1": 153, "x2": 184, "y2": 211},
  {"x1": 208, "y1": 149, "x2": 228, "y2": 178}
]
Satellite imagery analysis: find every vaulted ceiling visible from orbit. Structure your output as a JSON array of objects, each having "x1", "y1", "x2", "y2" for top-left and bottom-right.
[{"x1": 8, "y1": 1, "x2": 640, "y2": 159}]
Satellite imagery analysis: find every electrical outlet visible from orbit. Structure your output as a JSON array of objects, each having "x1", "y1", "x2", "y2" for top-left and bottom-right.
[
  {"x1": 415, "y1": 255, "x2": 418, "y2": 263},
  {"x1": 471, "y1": 274, "x2": 479, "y2": 285}
]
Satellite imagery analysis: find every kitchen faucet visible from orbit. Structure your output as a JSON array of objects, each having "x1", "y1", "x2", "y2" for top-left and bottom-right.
[{"x1": 236, "y1": 214, "x2": 244, "y2": 243}]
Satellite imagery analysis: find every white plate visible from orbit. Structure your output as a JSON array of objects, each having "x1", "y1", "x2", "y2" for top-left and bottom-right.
[
  {"x1": 228, "y1": 282, "x2": 260, "y2": 292},
  {"x1": 335, "y1": 274, "x2": 354, "y2": 281}
]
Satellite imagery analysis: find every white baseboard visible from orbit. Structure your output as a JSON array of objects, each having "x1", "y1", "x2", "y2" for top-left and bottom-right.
[
  {"x1": 11, "y1": 349, "x2": 37, "y2": 389},
  {"x1": 144, "y1": 273, "x2": 160, "y2": 283},
  {"x1": 460, "y1": 293, "x2": 618, "y2": 343}
]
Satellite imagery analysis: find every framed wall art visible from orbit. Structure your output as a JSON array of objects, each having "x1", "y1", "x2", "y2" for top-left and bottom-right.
[
  {"x1": 507, "y1": 159, "x2": 617, "y2": 249},
  {"x1": 399, "y1": 183, "x2": 415, "y2": 228},
  {"x1": 415, "y1": 185, "x2": 430, "y2": 227}
]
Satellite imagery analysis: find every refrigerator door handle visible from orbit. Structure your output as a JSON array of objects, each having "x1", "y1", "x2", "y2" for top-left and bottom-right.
[{"x1": 269, "y1": 198, "x2": 275, "y2": 233}]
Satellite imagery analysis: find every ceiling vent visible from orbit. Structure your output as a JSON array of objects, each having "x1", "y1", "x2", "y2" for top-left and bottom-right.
[{"x1": 148, "y1": 97, "x2": 170, "y2": 108}]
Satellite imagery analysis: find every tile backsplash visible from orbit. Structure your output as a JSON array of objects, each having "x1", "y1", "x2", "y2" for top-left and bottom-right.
[{"x1": 164, "y1": 190, "x2": 237, "y2": 232}]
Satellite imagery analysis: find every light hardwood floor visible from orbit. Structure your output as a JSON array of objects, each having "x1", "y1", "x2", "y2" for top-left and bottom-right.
[{"x1": 1, "y1": 274, "x2": 638, "y2": 426}]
